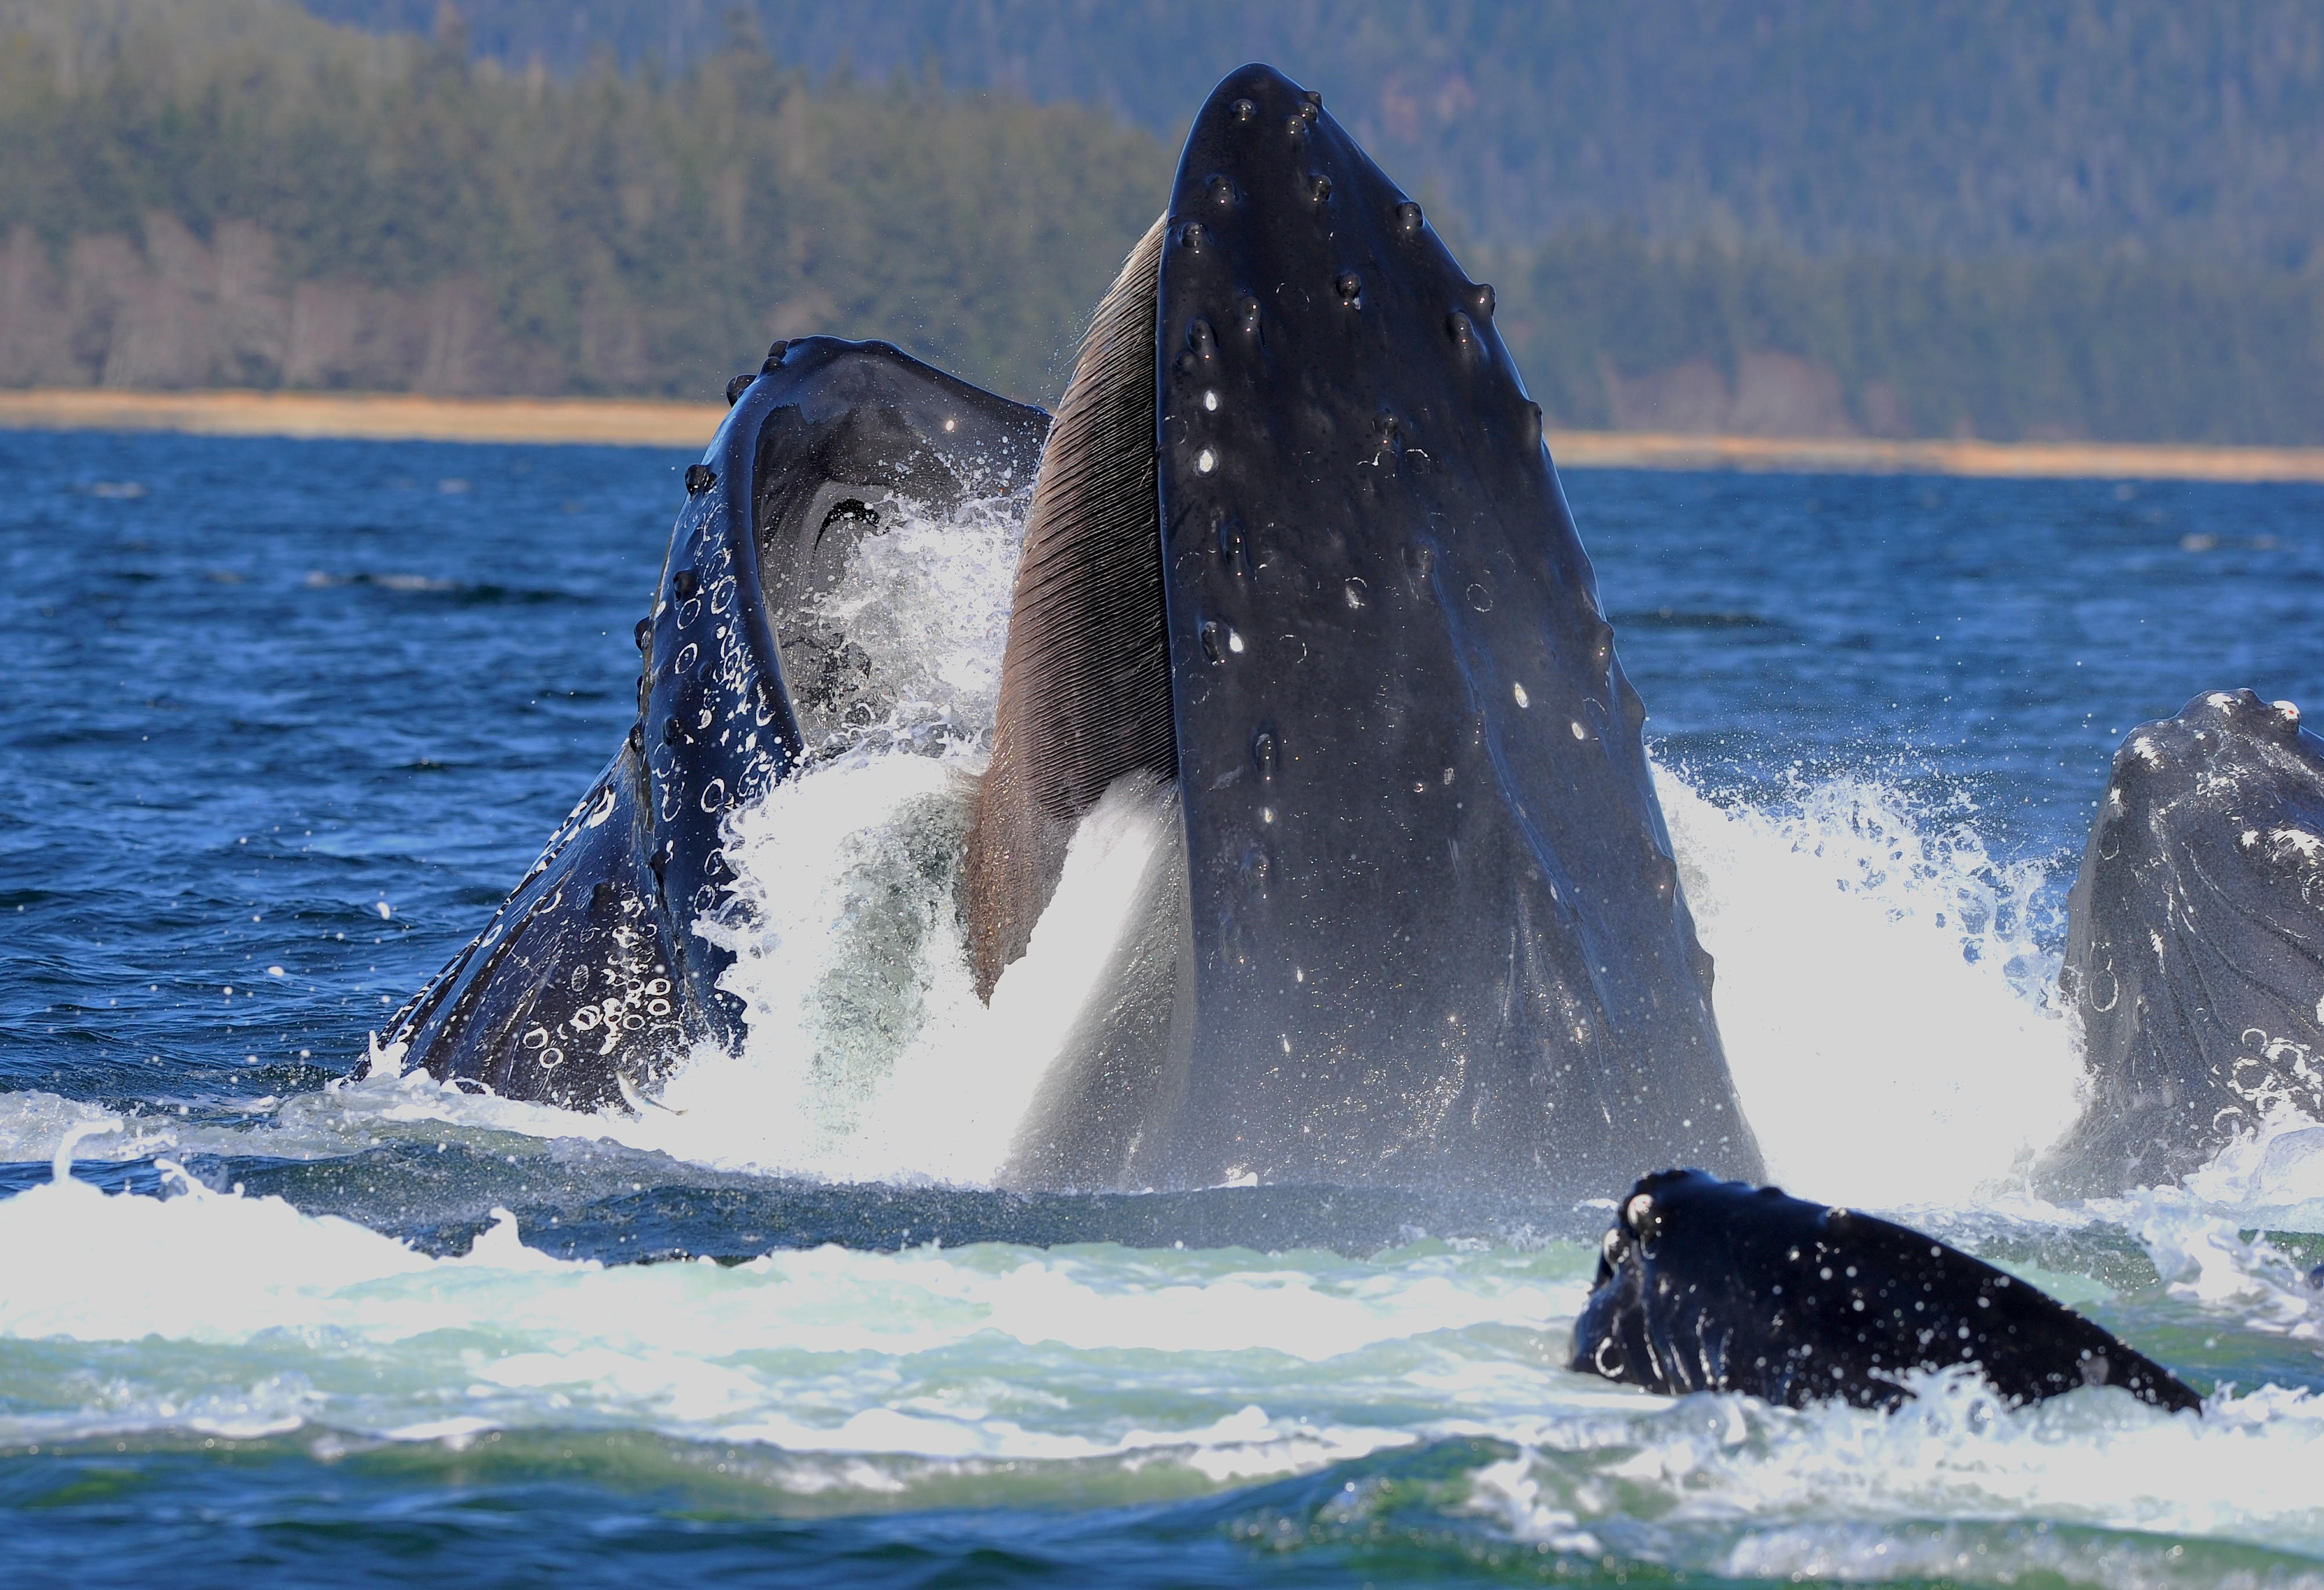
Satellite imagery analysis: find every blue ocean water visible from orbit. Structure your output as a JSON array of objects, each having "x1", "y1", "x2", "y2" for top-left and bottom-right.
[{"x1": 5, "y1": 426, "x2": 2324, "y2": 1586}]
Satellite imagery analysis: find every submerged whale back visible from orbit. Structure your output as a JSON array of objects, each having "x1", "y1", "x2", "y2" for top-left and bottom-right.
[{"x1": 1574, "y1": 1169, "x2": 2200, "y2": 1412}]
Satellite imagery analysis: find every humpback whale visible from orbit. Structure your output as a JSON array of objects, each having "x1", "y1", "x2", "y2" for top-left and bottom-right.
[
  {"x1": 969, "y1": 66, "x2": 1755, "y2": 1191},
  {"x1": 371, "y1": 64, "x2": 1762, "y2": 1197},
  {"x1": 369, "y1": 340, "x2": 1048, "y2": 1107},
  {"x1": 1572, "y1": 1170, "x2": 2201, "y2": 1412},
  {"x1": 2037, "y1": 689, "x2": 2324, "y2": 1197}
]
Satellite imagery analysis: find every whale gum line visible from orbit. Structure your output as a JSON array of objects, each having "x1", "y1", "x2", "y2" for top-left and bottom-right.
[
  {"x1": 1572, "y1": 1170, "x2": 2200, "y2": 1412},
  {"x1": 380, "y1": 338, "x2": 1048, "y2": 1107},
  {"x1": 966, "y1": 215, "x2": 1174, "y2": 999},
  {"x1": 2040, "y1": 688, "x2": 2324, "y2": 1197}
]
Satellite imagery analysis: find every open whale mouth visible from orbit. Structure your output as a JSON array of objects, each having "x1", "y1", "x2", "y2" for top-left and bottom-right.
[
  {"x1": 723, "y1": 351, "x2": 1050, "y2": 762},
  {"x1": 377, "y1": 64, "x2": 1762, "y2": 1199},
  {"x1": 372, "y1": 339, "x2": 1049, "y2": 1110}
]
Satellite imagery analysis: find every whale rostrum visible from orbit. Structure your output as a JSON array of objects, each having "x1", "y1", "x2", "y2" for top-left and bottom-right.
[
  {"x1": 373, "y1": 64, "x2": 1763, "y2": 1197},
  {"x1": 2038, "y1": 688, "x2": 2324, "y2": 1197}
]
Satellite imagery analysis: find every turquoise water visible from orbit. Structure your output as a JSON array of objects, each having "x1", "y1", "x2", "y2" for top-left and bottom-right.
[{"x1": 6, "y1": 429, "x2": 2324, "y2": 1585}]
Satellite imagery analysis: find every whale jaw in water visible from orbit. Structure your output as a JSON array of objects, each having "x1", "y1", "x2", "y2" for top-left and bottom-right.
[
  {"x1": 2037, "y1": 688, "x2": 2324, "y2": 1198},
  {"x1": 971, "y1": 64, "x2": 1759, "y2": 1194},
  {"x1": 373, "y1": 64, "x2": 1762, "y2": 1198},
  {"x1": 1572, "y1": 1170, "x2": 2201, "y2": 1413},
  {"x1": 369, "y1": 338, "x2": 1048, "y2": 1109}
]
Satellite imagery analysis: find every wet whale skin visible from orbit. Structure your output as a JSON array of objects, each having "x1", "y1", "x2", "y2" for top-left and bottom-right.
[
  {"x1": 1573, "y1": 1169, "x2": 2200, "y2": 1412},
  {"x1": 374, "y1": 338, "x2": 1047, "y2": 1107},
  {"x1": 2040, "y1": 688, "x2": 2324, "y2": 1197}
]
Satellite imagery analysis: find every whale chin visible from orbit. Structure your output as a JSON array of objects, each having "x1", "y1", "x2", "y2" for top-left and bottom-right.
[{"x1": 377, "y1": 63, "x2": 1763, "y2": 1198}]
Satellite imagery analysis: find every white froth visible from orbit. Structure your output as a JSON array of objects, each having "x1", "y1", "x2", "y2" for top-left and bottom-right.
[
  {"x1": 1659, "y1": 770, "x2": 2085, "y2": 1208},
  {"x1": 0, "y1": 1165, "x2": 1585, "y2": 1475},
  {"x1": 804, "y1": 483, "x2": 1027, "y2": 754},
  {"x1": 647, "y1": 758, "x2": 1181, "y2": 1183},
  {"x1": 1473, "y1": 1372, "x2": 2324, "y2": 1569}
]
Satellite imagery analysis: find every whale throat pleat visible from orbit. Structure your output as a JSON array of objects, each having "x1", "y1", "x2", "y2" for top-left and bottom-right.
[{"x1": 966, "y1": 214, "x2": 1174, "y2": 1001}]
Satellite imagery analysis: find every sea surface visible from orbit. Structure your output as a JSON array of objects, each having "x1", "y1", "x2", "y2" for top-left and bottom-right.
[{"x1": 6, "y1": 426, "x2": 2324, "y2": 1587}]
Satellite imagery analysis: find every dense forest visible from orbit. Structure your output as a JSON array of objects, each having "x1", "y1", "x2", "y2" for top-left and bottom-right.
[
  {"x1": 0, "y1": 0, "x2": 1165, "y2": 403},
  {"x1": 2, "y1": 0, "x2": 2321, "y2": 441},
  {"x1": 308, "y1": 0, "x2": 2324, "y2": 269}
]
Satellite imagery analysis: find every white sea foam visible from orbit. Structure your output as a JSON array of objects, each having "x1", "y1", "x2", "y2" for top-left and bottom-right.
[
  {"x1": 1471, "y1": 1372, "x2": 2324, "y2": 1571},
  {"x1": 655, "y1": 759, "x2": 1181, "y2": 1183},
  {"x1": 802, "y1": 482, "x2": 1029, "y2": 756},
  {"x1": 0, "y1": 1092, "x2": 175, "y2": 1165},
  {"x1": 1660, "y1": 770, "x2": 2086, "y2": 1209},
  {"x1": 0, "y1": 1164, "x2": 1585, "y2": 1473},
  {"x1": 14, "y1": 1160, "x2": 2324, "y2": 1556}
]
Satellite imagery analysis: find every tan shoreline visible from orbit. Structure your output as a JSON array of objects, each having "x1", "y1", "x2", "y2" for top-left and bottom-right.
[
  {"x1": 5, "y1": 386, "x2": 2323, "y2": 483},
  {"x1": 1542, "y1": 429, "x2": 2324, "y2": 483},
  {"x1": 0, "y1": 388, "x2": 729, "y2": 449}
]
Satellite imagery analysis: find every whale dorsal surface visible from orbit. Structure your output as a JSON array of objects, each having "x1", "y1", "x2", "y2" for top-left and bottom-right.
[
  {"x1": 974, "y1": 65, "x2": 1760, "y2": 1193},
  {"x1": 1573, "y1": 1170, "x2": 2200, "y2": 1412},
  {"x1": 2038, "y1": 689, "x2": 2324, "y2": 1197},
  {"x1": 376, "y1": 339, "x2": 1047, "y2": 1107}
]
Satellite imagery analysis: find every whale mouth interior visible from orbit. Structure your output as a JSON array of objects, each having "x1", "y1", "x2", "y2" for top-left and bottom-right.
[
  {"x1": 768, "y1": 490, "x2": 900, "y2": 746},
  {"x1": 745, "y1": 385, "x2": 1040, "y2": 761}
]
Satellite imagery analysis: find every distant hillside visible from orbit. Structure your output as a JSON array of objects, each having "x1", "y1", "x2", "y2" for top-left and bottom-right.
[
  {"x1": 0, "y1": 0, "x2": 1165, "y2": 406},
  {"x1": 2, "y1": 0, "x2": 2319, "y2": 442},
  {"x1": 302, "y1": 0, "x2": 2324, "y2": 270},
  {"x1": 1486, "y1": 231, "x2": 2324, "y2": 445}
]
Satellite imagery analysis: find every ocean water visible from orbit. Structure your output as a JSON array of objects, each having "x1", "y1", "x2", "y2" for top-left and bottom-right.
[{"x1": 6, "y1": 426, "x2": 2324, "y2": 1587}]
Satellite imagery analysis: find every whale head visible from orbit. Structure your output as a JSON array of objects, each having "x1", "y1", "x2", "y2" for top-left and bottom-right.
[{"x1": 962, "y1": 65, "x2": 1756, "y2": 1192}]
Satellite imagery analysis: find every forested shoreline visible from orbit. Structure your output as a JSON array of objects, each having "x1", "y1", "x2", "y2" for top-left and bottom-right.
[{"x1": 2, "y1": 0, "x2": 2319, "y2": 441}]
